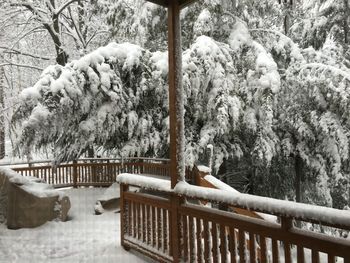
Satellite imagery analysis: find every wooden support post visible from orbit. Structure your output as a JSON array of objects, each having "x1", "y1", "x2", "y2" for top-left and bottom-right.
[
  {"x1": 168, "y1": 0, "x2": 184, "y2": 188},
  {"x1": 168, "y1": 1, "x2": 184, "y2": 261}
]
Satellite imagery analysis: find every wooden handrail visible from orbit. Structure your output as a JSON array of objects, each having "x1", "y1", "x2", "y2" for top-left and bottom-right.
[
  {"x1": 9, "y1": 158, "x2": 174, "y2": 188},
  {"x1": 0, "y1": 157, "x2": 170, "y2": 167},
  {"x1": 7, "y1": 158, "x2": 350, "y2": 262},
  {"x1": 119, "y1": 180, "x2": 350, "y2": 262}
]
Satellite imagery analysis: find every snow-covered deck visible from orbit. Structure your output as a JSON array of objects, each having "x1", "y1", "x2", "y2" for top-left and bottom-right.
[{"x1": 0, "y1": 188, "x2": 151, "y2": 262}]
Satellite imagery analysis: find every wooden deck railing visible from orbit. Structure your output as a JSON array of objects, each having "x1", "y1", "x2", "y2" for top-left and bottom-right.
[
  {"x1": 118, "y1": 172, "x2": 350, "y2": 263},
  {"x1": 7, "y1": 158, "x2": 173, "y2": 188},
  {"x1": 5, "y1": 158, "x2": 350, "y2": 262}
]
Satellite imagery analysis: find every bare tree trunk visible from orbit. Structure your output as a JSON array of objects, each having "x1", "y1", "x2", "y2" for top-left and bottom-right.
[
  {"x1": 0, "y1": 58, "x2": 5, "y2": 159},
  {"x1": 295, "y1": 154, "x2": 302, "y2": 203},
  {"x1": 344, "y1": 0, "x2": 350, "y2": 44},
  {"x1": 283, "y1": 0, "x2": 293, "y2": 36},
  {"x1": 11, "y1": 0, "x2": 69, "y2": 66}
]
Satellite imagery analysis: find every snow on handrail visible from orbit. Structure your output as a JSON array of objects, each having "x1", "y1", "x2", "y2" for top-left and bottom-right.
[
  {"x1": 203, "y1": 175, "x2": 240, "y2": 193},
  {"x1": 0, "y1": 159, "x2": 53, "y2": 166},
  {"x1": 0, "y1": 157, "x2": 170, "y2": 167},
  {"x1": 117, "y1": 173, "x2": 172, "y2": 193},
  {"x1": 174, "y1": 181, "x2": 350, "y2": 229},
  {"x1": 0, "y1": 167, "x2": 65, "y2": 198}
]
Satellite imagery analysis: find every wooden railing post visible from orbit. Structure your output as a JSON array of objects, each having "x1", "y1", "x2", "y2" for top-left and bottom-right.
[
  {"x1": 281, "y1": 217, "x2": 293, "y2": 263},
  {"x1": 140, "y1": 158, "x2": 144, "y2": 174},
  {"x1": 120, "y1": 184, "x2": 130, "y2": 251},
  {"x1": 170, "y1": 194, "x2": 182, "y2": 263},
  {"x1": 73, "y1": 159, "x2": 78, "y2": 188}
]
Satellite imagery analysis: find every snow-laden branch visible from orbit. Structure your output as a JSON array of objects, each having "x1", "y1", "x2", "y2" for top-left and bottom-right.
[
  {"x1": 298, "y1": 63, "x2": 350, "y2": 81},
  {"x1": 250, "y1": 28, "x2": 294, "y2": 43}
]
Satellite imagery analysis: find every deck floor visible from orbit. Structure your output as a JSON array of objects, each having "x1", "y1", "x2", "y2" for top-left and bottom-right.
[{"x1": 0, "y1": 188, "x2": 152, "y2": 263}]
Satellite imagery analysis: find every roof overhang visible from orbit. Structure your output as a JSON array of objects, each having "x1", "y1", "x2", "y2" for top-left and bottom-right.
[{"x1": 146, "y1": 0, "x2": 198, "y2": 9}]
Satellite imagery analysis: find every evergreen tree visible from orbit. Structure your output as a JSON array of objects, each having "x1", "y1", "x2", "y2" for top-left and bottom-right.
[{"x1": 10, "y1": 0, "x2": 350, "y2": 208}]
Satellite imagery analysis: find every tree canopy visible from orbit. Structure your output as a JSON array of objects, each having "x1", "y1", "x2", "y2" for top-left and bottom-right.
[{"x1": 10, "y1": 0, "x2": 350, "y2": 208}]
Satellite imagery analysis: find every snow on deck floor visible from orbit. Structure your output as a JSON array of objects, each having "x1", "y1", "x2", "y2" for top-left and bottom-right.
[{"x1": 0, "y1": 188, "x2": 151, "y2": 263}]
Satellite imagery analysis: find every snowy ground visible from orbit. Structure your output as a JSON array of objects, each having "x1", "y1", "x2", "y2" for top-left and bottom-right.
[{"x1": 0, "y1": 188, "x2": 151, "y2": 263}]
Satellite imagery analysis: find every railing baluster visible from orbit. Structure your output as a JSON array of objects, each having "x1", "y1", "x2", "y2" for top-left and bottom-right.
[
  {"x1": 296, "y1": 246, "x2": 305, "y2": 263},
  {"x1": 147, "y1": 205, "x2": 151, "y2": 245},
  {"x1": 132, "y1": 202, "x2": 138, "y2": 238},
  {"x1": 189, "y1": 215, "x2": 195, "y2": 263},
  {"x1": 196, "y1": 217, "x2": 203, "y2": 263},
  {"x1": 272, "y1": 239, "x2": 279, "y2": 263},
  {"x1": 182, "y1": 214, "x2": 189, "y2": 262},
  {"x1": 163, "y1": 208, "x2": 168, "y2": 253},
  {"x1": 203, "y1": 219, "x2": 210, "y2": 263},
  {"x1": 55, "y1": 167, "x2": 58, "y2": 185},
  {"x1": 152, "y1": 206, "x2": 156, "y2": 247},
  {"x1": 312, "y1": 250, "x2": 319, "y2": 263},
  {"x1": 249, "y1": 232, "x2": 256, "y2": 263},
  {"x1": 137, "y1": 202, "x2": 141, "y2": 240},
  {"x1": 128, "y1": 201, "x2": 132, "y2": 236},
  {"x1": 327, "y1": 254, "x2": 335, "y2": 263},
  {"x1": 49, "y1": 167, "x2": 52, "y2": 184},
  {"x1": 260, "y1": 236, "x2": 267, "y2": 263},
  {"x1": 220, "y1": 224, "x2": 227, "y2": 263},
  {"x1": 229, "y1": 227, "x2": 237, "y2": 263},
  {"x1": 142, "y1": 204, "x2": 146, "y2": 243},
  {"x1": 157, "y1": 207, "x2": 162, "y2": 251},
  {"x1": 212, "y1": 222, "x2": 218, "y2": 263},
  {"x1": 44, "y1": 168, "x2": 47, "y2": 183},
  {"x1": 238, "y1": 229, "x2": 246, "y2": 263}
]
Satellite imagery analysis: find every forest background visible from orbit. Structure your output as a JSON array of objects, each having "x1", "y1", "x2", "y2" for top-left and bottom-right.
[{"x1": 1, "y1": 0, "x2": 350, "y2": 210}]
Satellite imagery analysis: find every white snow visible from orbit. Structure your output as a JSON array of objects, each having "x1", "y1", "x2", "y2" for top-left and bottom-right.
[
  {"x1": 0, "y1": 188, "x2": 151, "y2": 262},
  {"x1": 0, "y1": 167, "x2": 64, "y2": 198},
  {"x1": 204, "y1": 175, "x2": 239, "y2": 193},
  {"x1": 228, "y1": 21, "x2": 251, "y2": 51},
  {"x1": 98, "y1": 182, "x2": 121, "y2": 201},
  {"x1": 174, "y1": 181, "x2": 350, "y2": 227},
  {"x1": 150, "y1": 51, "x2": 168, "y2": 77},
  {"x1": 116, "y1": 173, "x2": 172, "y2": 192},
  {"x1": 197, "y1": 165, "x2": 211, "y2": 174}
]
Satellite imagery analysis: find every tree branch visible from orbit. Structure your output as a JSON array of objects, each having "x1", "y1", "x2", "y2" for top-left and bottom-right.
[
  {"x1": 0, "y1": 46, "x2": 52, "y2": 60},
  {"x1": 55, "y1": 0, "x2": 79, "y2": 16},
  {"x1": 86, "y1": 30, "x2": 109, "y2": 47},
  {"x1": 10, "y1": 2, "x2": 47, "y2": 23},
  {"x1": 0, "y1": 62, "x2": 44, "y2": 71},
  {"x1": 68, "y1": 5, "x2": 86, "y2": 47}
]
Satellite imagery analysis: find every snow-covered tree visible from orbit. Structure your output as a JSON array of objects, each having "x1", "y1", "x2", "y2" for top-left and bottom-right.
[{"x1": 10, "y1": 0, "x2": 350, "y2": 208}]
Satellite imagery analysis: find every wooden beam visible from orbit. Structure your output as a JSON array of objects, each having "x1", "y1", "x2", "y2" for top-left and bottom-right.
[
  {"x1": 179, "y1": 0, "x2": 198, "y2": 9},
  {"x1": 146, "y1": 0, "x2": 197, "y2": 9},
  {"x1": 168, "y1": 0, "x2": 185, "y2": 188},
  {"x1": 145, "y1": 0, "x2": 168, "y2": 7}
]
